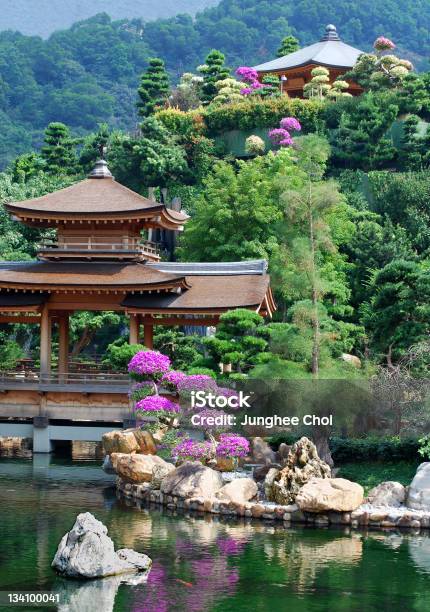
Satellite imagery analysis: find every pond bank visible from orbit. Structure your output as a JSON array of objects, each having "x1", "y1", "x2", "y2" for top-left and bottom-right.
[{"x1": 117, "y1": 477, "x2": 430, "y2": 531}]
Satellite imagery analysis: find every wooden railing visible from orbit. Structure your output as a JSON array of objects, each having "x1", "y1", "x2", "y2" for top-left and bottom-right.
[
  {"x1": 37, "y1": 239, "x2": 160, "y2": 257},
  {"x1": 0, "y1": 370, "x2": 130, "y2": 386}
]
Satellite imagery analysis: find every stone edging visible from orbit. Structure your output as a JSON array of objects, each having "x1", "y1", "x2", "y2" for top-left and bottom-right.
[{"x1": 116, "y1": 478, "x2": 430, "y2": 530}]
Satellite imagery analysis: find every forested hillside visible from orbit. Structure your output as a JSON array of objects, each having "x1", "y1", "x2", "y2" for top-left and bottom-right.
[
  {"x1": 0, "y1": 0, "x2": 218, "y2": 37},
  {"x1": 0, "y1": 0, "x2": 429, "y2": 167}
]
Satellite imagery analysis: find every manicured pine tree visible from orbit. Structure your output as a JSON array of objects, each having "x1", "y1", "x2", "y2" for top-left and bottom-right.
[
  {"x1": 277, "y1": 35, "x2": 299, "y2": 57},
  {"x1": 198, "y1": 50, "x2": 230, "y2": 104},
  {"x1": 41, "y1": 122, "x2": 78, "y2": 175},
  {"x1": 137, "y1": 58, "x2": 170, "y2": 117}
]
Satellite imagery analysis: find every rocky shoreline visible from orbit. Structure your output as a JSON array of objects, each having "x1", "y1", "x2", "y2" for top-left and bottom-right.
[{"x1": 116, "y1": 478, "x2": 430, "y2": 531}]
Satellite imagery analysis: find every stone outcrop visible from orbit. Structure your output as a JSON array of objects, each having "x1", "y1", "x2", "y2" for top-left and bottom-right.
[
  {"x1": 367, "y1": 481, "x2": 406, "y2": 507},
  {"x1": 111, "y1": 453, "x2": 171, "y2": 484},
  {"x1": 296, "y1": 478, "x2": 364, "y2": 512},
  {"x1": 52, "y1": 512, "x2": 152, "y2": 579},
  {"x1": 102, "y1": 429, "x2": 157, "y2": 456},
  {"x1": 161, "y1": 461, "x2": 223, "y2": 499},
  {"x1": 150, "y1": 462, "x2": 175, "y2": 489},
  {"x1": 250, "y1": 437, "x2": 277, "y2": 465},
  {"x1": 407, "y1": 463, "x2": 430, "y2": 510},
  {"x1": 265, "y1": 437, "x2": 331, "y2": 505},
  {"x1": 216, "y1": 478, "x2": 258, "y2": 504}
]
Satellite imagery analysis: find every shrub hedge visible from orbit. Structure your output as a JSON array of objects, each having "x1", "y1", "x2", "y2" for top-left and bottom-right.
[
  {"x1": 156, "y1": 98, "x2": 325, "y2": 138},
  {"x1": 268, "y1": 433, "x2": 420, "y2": 463}
]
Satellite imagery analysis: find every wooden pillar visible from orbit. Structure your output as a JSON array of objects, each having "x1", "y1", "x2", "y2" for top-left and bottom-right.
[
  {"x1": 129, "y1": 314, "x2": 139, "y2": 345},
  {"x1": 40, "y1": 304, "x2": 51, "y2": 378},
  {"x1": 58, "y1": 314, "x2": 69, "y2": 377},
  {"x1": 143, "y1": 315, "x2": 153, "y2": 349}
]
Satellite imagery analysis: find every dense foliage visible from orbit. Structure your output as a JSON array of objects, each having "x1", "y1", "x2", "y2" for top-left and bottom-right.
[{"x1": 0, "y1": 0, "x2": 430, "y2": 165}]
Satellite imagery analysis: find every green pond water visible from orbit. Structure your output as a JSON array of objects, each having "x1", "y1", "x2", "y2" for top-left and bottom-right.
[{"x1": 1, "y1": 455, "x2": 430, "y2": 612}]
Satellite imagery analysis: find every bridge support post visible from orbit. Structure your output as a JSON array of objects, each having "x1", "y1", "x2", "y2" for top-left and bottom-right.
[
  {"x1": 129, "y1": 314, "x2": 139, "y2": 345},
  {"x1": 143, "y1": 315, "x2": 153, "y2": 349},
  {"x1": 33, "y1": 416, "x2": 53, "y2": 453},
  {"x1": 58, "y1": 314, "x2": 69, "y2": 379},
  {"x1": 40, "y1": 304, "x2": 52, "y2": 378}
]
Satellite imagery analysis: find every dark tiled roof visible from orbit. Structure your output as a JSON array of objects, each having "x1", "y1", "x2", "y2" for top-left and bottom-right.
[{"x1": 0, "y1": 291, "x2": 49, "y2": 306}]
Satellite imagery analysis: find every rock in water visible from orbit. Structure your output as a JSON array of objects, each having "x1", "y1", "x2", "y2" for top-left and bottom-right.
[
  {"x1": 111, "y1": 453, "x2": 170, "y2": 484},
  {"x1": 216, "y1": 478, "x2": 258, "y2": 504},
  {"x1": 367, "y1": 481, "x2": 406, "y2": 507},
  {"x1": 296, "y1": 478, "x2": 364, "y2": 512},
  {"x1": 265, "y1": 437, "x2": 331, "y2": 505},
  {"x1": 407, "y1": 463, "x2": 430, "y2": 510},
  {"x1": 52, "y1": 512, "x2": 152, "y2": 579},
  {"x1": 102, "y1": 430, "x2": 139, "y2": 454},
  {"x1": 161, "y1": 461, "x2": 223, "y2": 498}
]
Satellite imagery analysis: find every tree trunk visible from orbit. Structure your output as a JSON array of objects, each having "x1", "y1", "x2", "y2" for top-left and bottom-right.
[
  {"x1": 70, "y1": 326, "x2": 95, "y2": 358},
  {"x1": 308, "y1": 183, "x2": 319, "y2": 376},
  {"x1": 312, "y1": 426, "x2": 334, "y2": 468}
]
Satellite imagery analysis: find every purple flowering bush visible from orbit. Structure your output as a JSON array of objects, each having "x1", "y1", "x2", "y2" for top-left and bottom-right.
[
  {"x1": 236, "y1": 66, "x2": 265, "y2": 96},
  {"x1": 194, "y1": 408, "x2": 231, "y2": 435},
  {"x1": 129, "y1": 381, "x2": 156, "y2": 402},
  {"x1": 269, "y1": 116, "x2": 302, "y2": 147},
  {"x1": 177, "y1": 374, "x2": 218, "y2": 398},
  {"x1": 160, "y1": 369, "x2": 187, "y2": 392},
  {"x1": 135, "y1": 394, "x2": 181, "y2": 417},
  {"x1": 172, "y1": 437, "x2": 214, "y2": 462},
  {"x1": 128, "y1": 350, "x2": 171, "y2": 381},
  {"x1": 216, "y1": 433, "x2": 250, "y2": 458}
]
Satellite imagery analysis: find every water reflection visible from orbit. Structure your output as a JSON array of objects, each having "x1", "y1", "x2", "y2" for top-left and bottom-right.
[{"x1": 2, "y1": 458, "x2": 430, "y2": 612}]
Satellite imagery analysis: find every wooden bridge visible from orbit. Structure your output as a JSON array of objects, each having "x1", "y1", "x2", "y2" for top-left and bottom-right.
[{"x1": 0, "y1": 371, "x2": 134, "y2": 452}]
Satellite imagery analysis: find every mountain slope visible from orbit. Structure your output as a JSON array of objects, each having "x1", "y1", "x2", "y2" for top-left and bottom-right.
[
  {"x1": 0, "y1": 0, "x2": 218, "y2": 37},
  {"x1": 0, "y1": 0, "x2": 428, "y2": 168}
]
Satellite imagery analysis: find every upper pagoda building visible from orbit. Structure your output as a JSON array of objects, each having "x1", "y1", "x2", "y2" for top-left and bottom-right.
[
  {"x1": 0, "y1": 160, "x2": 275, "y2": 381},
  {"x1": 253, "y1": 24, "x2": 364, "y2": 98}
]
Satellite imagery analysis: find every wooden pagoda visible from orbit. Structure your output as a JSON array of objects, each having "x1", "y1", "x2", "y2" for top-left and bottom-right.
[
  {"x1": 0, "y1": 160, "x2": 275, "y2": 384},
  {"x1": 253, "y1": 24, "x2": 363, "y2": 98}
]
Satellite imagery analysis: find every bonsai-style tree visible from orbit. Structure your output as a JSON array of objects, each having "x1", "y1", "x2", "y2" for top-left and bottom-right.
[
  {"x1": 198, "y1": 50, "x2": 230, "y2": 104},
  {"x1": 213, "y1": 77, "x2": 243, "y2": 104},
  {"x1": 277, "y1": 35, "x2": 300, "y2": 57},
  {"x1": 345, "y1": 36, "x2": 413, "y2": 91},
  {"x1": 303, "y1": 67, "x2": 351, "y2": 100},
  {"x1": 137, "y1": 58, "x2": 170, "y2": 117},
  {"x1": 170, "y1": 72, "x2": 203, "y2": 111},
  {"x1": 41, "y1": 122, "x2": 79, "y2": 175}
]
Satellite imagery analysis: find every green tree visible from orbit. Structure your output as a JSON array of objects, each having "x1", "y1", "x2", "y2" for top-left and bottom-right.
[
  {"x1": 79, "y1": 123, "x2": 111, "y2": 172},
  {"x1": 330, "y1": 93, "x2": 398, "y2": 170},
  {"x1": 41, "y1": 122, "x2": 79, "y2": 175},
  {"x1": 137, "y1": 58, "x2": 170, "y2": 117},
  {"x1": 198, "y1": 50, "x2": 230, "y2": 104},
  {"x1": 277, "y1": 35, "x2": 299, "y2": 57},
  {"x1": 362, "y1": 259, "x2": 430, "y2": 364}
]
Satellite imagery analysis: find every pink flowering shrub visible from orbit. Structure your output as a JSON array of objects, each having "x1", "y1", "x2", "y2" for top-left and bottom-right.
[
  {"x1": 172, "y1": 437, "x2": 214, "y2": 462},
  {"x1": 135, "y1": 394, "x2": 181, "y2": 416},
  {"x1": 374, "y1": 36, "x2": 396, "y2": 52},
  {"x1": 268, "y1": 116, "x2": 302, "y2": 147},
  {"x1": 128, "y1": 350, "x2": 171, "y2": 380},
  {"x1": 236, "y1": 66, "x2": 264, "y2": 96},
  {"x1": 177, "y1": 374, "x2": 218, "y2": 397},
  {"x1": 129, "y1": 381, "x2": 155, "y2": 402},
  {"x1": 193, "y1": 408, "x2": 231, "y2": 435},
  {"x1": 216, "y1": 433, "x2": 250, "y2": 458},
  {"x1": 161, "y1": 370, "x2": 187, "y2": 392}
]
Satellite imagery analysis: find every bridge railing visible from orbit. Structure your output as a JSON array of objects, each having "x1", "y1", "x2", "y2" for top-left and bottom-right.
[{"x1": 0, "y1": 371, "x2": 130, "y2": 387}]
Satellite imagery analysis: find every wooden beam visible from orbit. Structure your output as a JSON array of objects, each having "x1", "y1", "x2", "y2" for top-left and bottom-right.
[
  {"x1": 150, "y1": 317, "x2": 220, "y2": 326},
  {"x1": 40, "y1": 304, "x2": 51, "y2": 376},
  {"x1": 0, "y1": 316, "x2": 41, "y2": 324},
  {"x1": 143, "y1": 315, "x2": 153, "y2": 349},
  {"x1": 58, "y1": 314, "x2": 69, "y2": 376},
  {"x1": 129, "y1": 314, "x2": 139, "y2": 345}
]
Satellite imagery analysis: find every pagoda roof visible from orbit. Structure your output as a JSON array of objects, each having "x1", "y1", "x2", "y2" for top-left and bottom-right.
[
  {"x1": 254, "y1": 24, "x2": 363, "y2": 72},
  {"x1": 5, "y1": 168, "x2": 188, "y2": 227},
  {"x1": 0, "y1": 261, "x2": 189, "y2": 291}
]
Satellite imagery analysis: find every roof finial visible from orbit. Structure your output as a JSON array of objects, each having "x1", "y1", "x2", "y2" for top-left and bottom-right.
[
  {"x1": 321, "y1": 24, "x2": 340, "y2": 42},
  {"x1": 88, "y1": 159, "x2": 113, "y2": 179}
]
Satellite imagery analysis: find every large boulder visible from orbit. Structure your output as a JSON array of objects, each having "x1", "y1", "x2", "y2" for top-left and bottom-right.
[
  {"x1": 150, "y1": 462, "x2": 175, "y2": 489},
  {"x1": 52, "y1": 512, "x2": 152, "y2": 579},
  {"x1": 407, "y1": 463, "x2": 430, "y2": 510},
  {"x1": 265, "y1": 437, "x2": 331, "y2": 505},
  {"x1": 250, "y1": 437, "x2": 277, "y2": 465},
  {"x1": 161, "y1": 461, "x2": 223, "y2": 499},
  {"x1": 367, "y1": 481, "x2": 406, "y2": 507},
  {"x1": 102, "y1": 428, "x2": 157, "y2": 455},
  {"x1": 296, "y1": 478, "x2": 364, "y2": 513},
  {"x1": 216, "y1": 478, "x2": 258, "y2": 504},
  {"x1": 112, "y1": 453, "x2": 170, "y2": 484}
]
